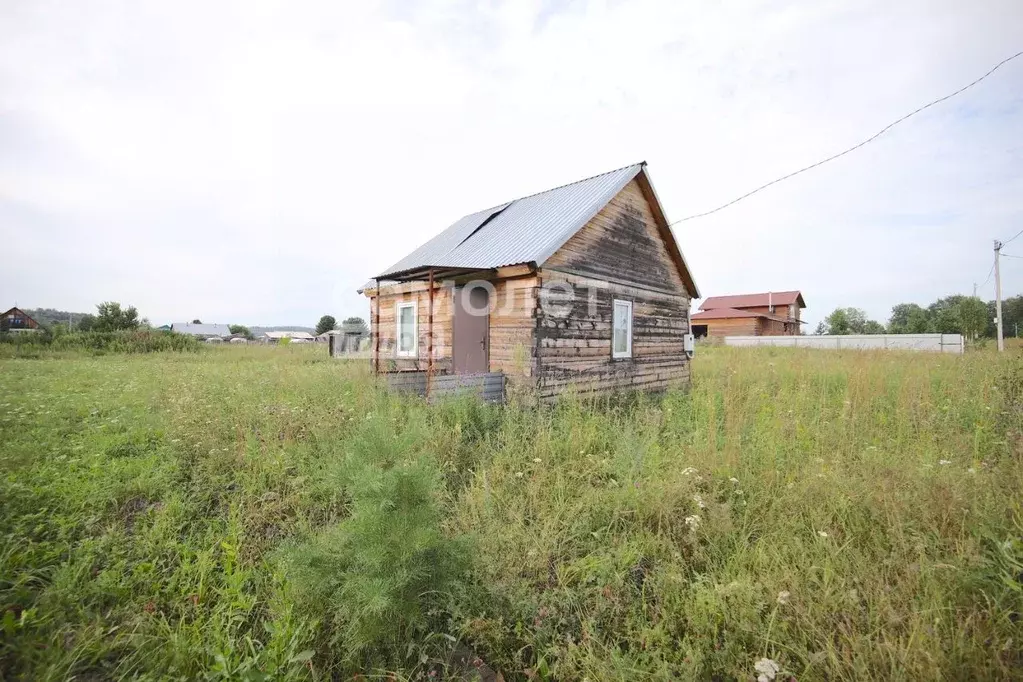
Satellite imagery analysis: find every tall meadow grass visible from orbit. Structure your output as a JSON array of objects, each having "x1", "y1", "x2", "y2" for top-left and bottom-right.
[{"x1": 0, "y1": 345, "x2": 1019, "y2": 680}]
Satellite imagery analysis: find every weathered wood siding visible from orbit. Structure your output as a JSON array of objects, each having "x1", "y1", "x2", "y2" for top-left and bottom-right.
[
  {"x1": 535, "y1": 179, "x2": 692, "y2": 397},
  {"x1": 489, "y1": 276, "x2": 539, "y2": 379},
  {"x1": 545, "y1": 180, "x2": 686, "y2": 294},
  {"x1": 535, "y1": 272, "x2": 690, "y2": 397},
  {"x1": 368, "y1": 281, "x2": 453, "y2": 372}
]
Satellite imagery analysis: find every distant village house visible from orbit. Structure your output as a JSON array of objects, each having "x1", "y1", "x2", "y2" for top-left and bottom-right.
[
  {"x1": 263, "y1": 331, "x2": 315, "y2": 343},
  {"x1": 1, "y1": 307, "x2": 41, "y2": 332},
  {"x1": 690, "y1": 291, "x2": 806, "y2": 338}
]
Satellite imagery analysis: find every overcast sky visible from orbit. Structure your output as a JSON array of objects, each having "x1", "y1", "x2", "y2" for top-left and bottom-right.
[{"x1": 2, "y1": 0, "x2": 1021, "y2": 328}]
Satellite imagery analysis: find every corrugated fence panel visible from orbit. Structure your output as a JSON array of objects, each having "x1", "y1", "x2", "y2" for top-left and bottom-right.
[
  {"x1": 723, "y1": 334, "x2": 964, "y2": 354},
  {"x1": 383, "y1": 371, "x2": 506, "y2": 403}
]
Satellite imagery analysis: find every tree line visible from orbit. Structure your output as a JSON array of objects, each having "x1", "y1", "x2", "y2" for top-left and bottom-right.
[
  {"x1": 316, "y1": 315, "x2": 368, "y2": 335},
  {"x1": 816, "y1": 294, "x2": 1015, "y2": 340}
]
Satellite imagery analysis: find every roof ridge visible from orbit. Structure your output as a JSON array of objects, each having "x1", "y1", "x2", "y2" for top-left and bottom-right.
[
  {"x1": 705, "y1": 290, "x2": 801, "y2": 297},
  {"x1": 456, "y1": 161, "x2": 646, "y2": 221},
  {"x1": 504, "y1": 160, "x2": 645, "y2": 205}
]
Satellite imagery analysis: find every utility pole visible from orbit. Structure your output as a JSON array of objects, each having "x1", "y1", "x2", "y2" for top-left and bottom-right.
[
  {"x1": 995, "y1": 240, "x2": 1004, "y2": 352},
  {"x1": 973, "y1": 282, "x2": 978, "y2": 298}
]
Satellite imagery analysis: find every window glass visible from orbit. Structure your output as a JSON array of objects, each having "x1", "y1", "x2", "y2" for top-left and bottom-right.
[
  {"x1": 613, "y1": 300, "x2": 632, "y2": 357},
  {"x1": 398, "y1": 304, "x2": 416, "y2": 354}
]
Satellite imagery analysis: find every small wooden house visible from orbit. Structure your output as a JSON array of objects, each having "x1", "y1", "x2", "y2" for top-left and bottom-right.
[
  {"x1": 0, "y1": 307, "x2": 40, "y2": 332},
  {"x1": 360, "y1": 162, "x2": 700, "y2": 400},
  {"x1": 690, "y1": 291, "x2": 806, "y2": 338}
]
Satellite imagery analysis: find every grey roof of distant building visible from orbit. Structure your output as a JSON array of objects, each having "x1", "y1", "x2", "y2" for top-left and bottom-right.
[
  {"x1": 363, "y1": 162, "x2": 699, "y2": 297},
  {"x1": 171, "y1": 323, "x2": 231, "y2": 337},
  {"x1": 264, "y1": 331, "x2": 315, "y2": 340}
]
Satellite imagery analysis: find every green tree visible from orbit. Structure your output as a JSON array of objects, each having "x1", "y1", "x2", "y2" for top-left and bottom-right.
[
  {"x1": 93, "y1": 302, "x2": 140, "y2": 332},
  {"x1": 927, "y1": 296, "x2": 968, "y2": 334},
  {"x1": 76, "y1": 314, "x2": 96, "y2": 332},
  {"x1": 816, "y1": 307, "x2": 882, "y2": 335},
  {"x1": 342, "y1": 316, "x2": 369, "y2": 334},
  {"x1": 863, "y1": 319, "x2": 887, "y2": 334},
  {"x1": 315, "y1": 315, "x2": 337, "y2": 335},
  {"x1": 888, "y1": 303, "x2": 930, "y2": 334},
  {"x1": 229, "y1": 324, "x2": 253, "y2": 340},
  {"x1": 957, "y1": 297, "x2": 988, "y2": 341},
  {"x1": 191, "y1": 318, "x2": 202, "y2": 324}
]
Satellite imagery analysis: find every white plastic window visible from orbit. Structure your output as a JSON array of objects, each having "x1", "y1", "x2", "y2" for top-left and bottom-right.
[
  {"x1": 612, "y1": 299, "x2": 633, "y2": 358},
  {"x1": 396, "y1": 302, "x2": 417, "y2": 357}
]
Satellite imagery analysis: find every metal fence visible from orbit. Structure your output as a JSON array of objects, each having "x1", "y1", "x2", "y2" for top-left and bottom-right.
[
  {"x1": 384, "y1": 371, "x2": 506, "y2": 403},
  {"x1": 723, "y1": 333, "x2": 964, "y2": 354}
]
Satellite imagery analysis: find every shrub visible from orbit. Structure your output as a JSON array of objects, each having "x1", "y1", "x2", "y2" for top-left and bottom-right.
[
  {"x1": 279, "y1": 415, "x2": 470, "y2": 672},
  {"x1": 0, "y1": 329, "x2": 204, "y2": 355}
]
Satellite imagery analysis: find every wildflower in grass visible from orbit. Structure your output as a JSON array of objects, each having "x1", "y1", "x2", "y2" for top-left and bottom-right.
[
  {"x1": 939, "y1": 459, "x2": 951, "y2": 466},
  {"x1": 515, "y1": 471, "x2": 524, "y2": 478},
  {"x1": 729, "y1": 477, "x2": 739, "y2": 484},
  {"x1": 533, "y1": 458, "x2": 542, "y2": 464},
  {"x1": 684, "y1": 515, "x2": 700, "y2": 528},
  {"x1": 777, "y1": 590, "x2": 790, "y2": 605},
  {"x1": 754, "y1": 657, "x2": 780, "y2": 682},
  {"x1": 681, "y1": 467, "x2": 698, "y2": 476},
  {"x1": 817, "y1": 531, "x2": 829, "y2": 538},
  {"x1": 692, "y1": 494, "x2": 706, "y2": 509}
]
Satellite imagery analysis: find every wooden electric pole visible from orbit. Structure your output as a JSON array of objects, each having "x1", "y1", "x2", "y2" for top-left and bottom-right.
[{"x1": 995, "y1": 240, "x2": 1004, "y2": 352}]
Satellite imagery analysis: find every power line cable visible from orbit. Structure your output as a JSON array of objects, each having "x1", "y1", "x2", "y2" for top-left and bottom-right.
[
  {"x1": 999, "y1": 252, "x2": 1023, "y2": 259},
  {"x1": 978, "y1": 262, "x2": 996, "y2": 290},
  {"x1": 669, "y1": 50, "x2": 1023, "y2": 225},
  {"x1": 1002, "y1": 228, "x2": 1023, "y2": 247}
]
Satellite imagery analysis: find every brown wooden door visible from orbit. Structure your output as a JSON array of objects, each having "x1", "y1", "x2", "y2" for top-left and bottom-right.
[{"x1": 453, "y1": 286, "x2": 489, "y2": 374}]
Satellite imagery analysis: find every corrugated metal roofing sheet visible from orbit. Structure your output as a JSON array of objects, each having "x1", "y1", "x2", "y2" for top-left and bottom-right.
[{"x1": 374, "y1": 163, "x2": 645, "y2": 279}]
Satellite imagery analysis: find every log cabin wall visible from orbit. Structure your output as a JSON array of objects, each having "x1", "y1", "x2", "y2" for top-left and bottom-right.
[
  {"x1": 759, "y1": 318, "x2": 789, "y2": 336},
  {"x1": 368, "y1": 281, "x2": 454, "y2": 373},
  {"x1": 369, "y1": 275, "x2": 540, "y2": 378},
  {"x1": 703, "y1": 317, "x2": 761, "y2": 338},
  {"x1": 489, "y1": 275, "x2": 540, "y2": 380},
  {"x1": 536, "y1": 179, "x2": 691, "y2": 397}
]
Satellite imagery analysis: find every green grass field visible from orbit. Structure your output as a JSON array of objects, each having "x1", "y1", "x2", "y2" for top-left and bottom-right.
[{"x1": 1, "y1": 345, "x2": 1021, "y2": 680}]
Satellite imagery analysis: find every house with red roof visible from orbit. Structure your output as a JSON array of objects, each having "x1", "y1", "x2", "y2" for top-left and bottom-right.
[{"x1": 691, "y1": 291, "x2": 805, "y2": 338}]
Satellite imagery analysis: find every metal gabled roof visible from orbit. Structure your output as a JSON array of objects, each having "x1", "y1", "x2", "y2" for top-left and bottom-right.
[
  {"x1": 373, "y1": 163, "x2": 645, "y2": 280},
  {"x1": 700, "y1": 291, "x2": 805, "y2": 311}
]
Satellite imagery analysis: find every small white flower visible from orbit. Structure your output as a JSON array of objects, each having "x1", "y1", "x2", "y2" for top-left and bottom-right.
[
  {"x1": 754, "y1": 657, "x2": 779, "y2": 682},
  {"x1": 692, "y1": 494, "x2": 706, "y2": 509},
  {"x1": 684, "y1": 515, "x2": 700, "y2": 528},
  {"x1": 515, "y1": 471, "x2": 524, "y2": 478},
  {"x1": 533, "y1": 458, "x2": 542, "y2": 464},
  {"x1": 938, "y1": 459, "x2": 951, "y2": 466},
  {"x1": 776, "y1": 590, "x2": 790, "y2": 605},
  {"x1": 681, "y1": 467, "x2": 698, "y2": 476},
  {"x1": 729, "y1": 477, "x2": 739, "y2": 484},
  {"x1": 817, "y1": 530, "x2": 829, "y2": 538},
  {"x1": 967, "y1": 467, "x2": 976, "y2": 474}
]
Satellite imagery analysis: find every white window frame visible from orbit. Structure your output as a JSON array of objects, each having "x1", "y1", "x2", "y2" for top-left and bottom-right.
[
  {"x1": 395, "y1": 301, "x2": 418, "y2": 357},
  {"x1": 612, "y1": 299, "x2": 633, "y2": 359}
]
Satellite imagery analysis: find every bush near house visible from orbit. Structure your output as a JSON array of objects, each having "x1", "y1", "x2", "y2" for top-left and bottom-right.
[
  {"x1": 0, "y1": 329, "x2": 203, "y2": 356},
  {"x1": 0, "y1": 345, "x2": 1020, "y2": 680}
]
